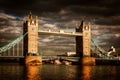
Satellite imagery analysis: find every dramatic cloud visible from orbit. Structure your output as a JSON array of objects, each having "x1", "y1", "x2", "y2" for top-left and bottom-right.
[
  {"x1": 0, "y1": 12, "x2": 22, "y2": 47},
  {"x1": 0, "y1": 0, "x2": 120, "y2": 55}
]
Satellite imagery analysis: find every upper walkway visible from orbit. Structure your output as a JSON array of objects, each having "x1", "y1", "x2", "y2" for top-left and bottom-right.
[{"x1": 38, "y1": 29, "x2": 82, "y2": 37}]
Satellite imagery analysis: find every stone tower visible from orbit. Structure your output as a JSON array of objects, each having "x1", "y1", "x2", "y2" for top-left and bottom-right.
[
  {"x1": 23, "y1": 12, "x2": 38, "y2": 56},
  {"x1": 76, "y1": 20, "x2": 91, "y2": 57},
  {"x1": 23, "y1": 12, "x2": 42, "y2": 65},
  {"x1": 82, "y1": 23, "x2": 91, "y2": 57},
  {"x1": 76, "y1": 20, "x2": 83, "y2": 57}
]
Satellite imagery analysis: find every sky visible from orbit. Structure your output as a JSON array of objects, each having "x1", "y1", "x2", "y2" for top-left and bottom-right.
[{"x1": 0, "y1": 0, "x2": 120, "y2": 55}]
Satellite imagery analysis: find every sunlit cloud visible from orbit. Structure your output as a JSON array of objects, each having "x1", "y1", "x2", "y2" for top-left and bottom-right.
[
  {"x1": 0, "y1": 13, "x2": 16, "y2": 20},
  {"x1": 43, "y1": 23, "x2": 57, "y2": 29},
  {"x1": 114, "y1": 34, "x2": 120, "y2": 38}
]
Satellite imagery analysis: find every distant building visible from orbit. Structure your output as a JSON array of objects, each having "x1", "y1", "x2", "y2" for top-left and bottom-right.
[{"x1": 66, "y1": 52, "x2": 76, "y2": 57}]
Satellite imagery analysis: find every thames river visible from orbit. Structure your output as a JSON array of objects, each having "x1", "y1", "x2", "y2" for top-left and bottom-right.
[{"x1": 0, "y1": 63, "x2": 120, "y2": 80}]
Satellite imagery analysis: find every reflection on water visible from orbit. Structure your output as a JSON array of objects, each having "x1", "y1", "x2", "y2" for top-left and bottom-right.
[
  {"x1": 26, "y1": 65, "x2": 41, "y2": 80},
  {"x1": 0, "y1": 63, "x2": 25, "y2": 80},
  {"x1": 39, "y1": 64, "x2": 79, "y2": 80},
  {"x1": 82, "y1": 66, "x2": 91, "y2": 80},
  {"x1": 0, "y1": 63, "x2": 120, "y2": 80}
]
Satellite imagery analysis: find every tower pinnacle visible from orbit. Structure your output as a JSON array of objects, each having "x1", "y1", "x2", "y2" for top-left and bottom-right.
[{"x1": 28, "y1": 11, "x2": 32, "y2": 22}]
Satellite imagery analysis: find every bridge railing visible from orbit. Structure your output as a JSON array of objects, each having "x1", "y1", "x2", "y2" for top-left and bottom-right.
[{"x1": 39, "y1": 29, "x2": 78, "y2": 34}]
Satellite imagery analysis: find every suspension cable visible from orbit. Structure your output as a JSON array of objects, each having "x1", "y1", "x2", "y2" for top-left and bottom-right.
[{"x1": 0, "y1": 32, "x2": 27, "y2": 54}]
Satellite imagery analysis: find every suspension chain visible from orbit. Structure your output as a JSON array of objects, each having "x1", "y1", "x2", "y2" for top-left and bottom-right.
[{"x1": 0, "y1": 32, "x2": 27, "y2": 54}]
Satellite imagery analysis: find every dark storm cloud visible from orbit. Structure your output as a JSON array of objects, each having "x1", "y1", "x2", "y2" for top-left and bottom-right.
[
  {"x1": 0, "y1": 0, "x2": 35, "y2": 15},
  {"x1": 0, "y1": 13, "x2": 22, "y2": 32},
  {"x1": 0, "y1": 0, "x2": 120, "y2": 16},
  {"x1": 0, "y1": 0, "x2": 120, "y2": 26},
  {"x1": 95, "y1": 16, "x2": 120, "y2": 25},
  {"x1": 0, "y1": 12, "x2": 23, "y2": 47}
]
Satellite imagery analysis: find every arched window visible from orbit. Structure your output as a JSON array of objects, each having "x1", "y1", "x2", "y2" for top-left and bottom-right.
[{"x1": 84, "y1": 26, "x2": 89, "y2": 30}]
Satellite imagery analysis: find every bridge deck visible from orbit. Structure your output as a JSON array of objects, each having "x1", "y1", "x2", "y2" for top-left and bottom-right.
[{"x1": 38, "y1": 30, "x2": 82, "y2": 37}]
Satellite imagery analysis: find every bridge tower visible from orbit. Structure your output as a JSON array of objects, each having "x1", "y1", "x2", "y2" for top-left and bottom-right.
[
  {"x1": 76, "y1": 20, "x2": 91, "y2": 57},
  {"x1": 23, "y1": 12, "x2": 42, "y2": 65}
]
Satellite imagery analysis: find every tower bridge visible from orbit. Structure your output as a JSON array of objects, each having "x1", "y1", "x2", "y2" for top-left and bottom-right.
[
  {"x1": 23, "y1": 12, "x2": 91, "y2": 65},
  {"x1": 0, "y1": 12, "x2": 117, "y2": 65}
]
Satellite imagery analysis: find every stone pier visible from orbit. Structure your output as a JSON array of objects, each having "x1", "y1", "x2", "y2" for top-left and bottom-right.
[{"x1": 80, "y1": 57, "x2": 96, "y2": 65}]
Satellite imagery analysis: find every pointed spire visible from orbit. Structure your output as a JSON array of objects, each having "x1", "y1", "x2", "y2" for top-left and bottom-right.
[
  {"x1": 35, "y1": 16, "x2": 38, "y2": 24},
  {"x1": 28, "y1": 11, "x2": 32, "y2": 21},
  {"x1": 80, "y1": 17, "x2": 84, "y2": 27},
  {"x1": 35, "y1": 16, "x2": 38, "y2": 22},
  {"x1": 36, "y1": 16, "x2": 38, "y2": 20}
]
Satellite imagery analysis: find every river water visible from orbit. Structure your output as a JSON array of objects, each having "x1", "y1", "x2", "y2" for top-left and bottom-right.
[{"x1": 0, "y1": 63, "x2": 120, "y2": 80}]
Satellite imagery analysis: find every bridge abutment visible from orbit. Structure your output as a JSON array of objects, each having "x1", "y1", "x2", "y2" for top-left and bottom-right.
[{"x1": 80, "y1": 57, "x2": 96, "y2": 65}]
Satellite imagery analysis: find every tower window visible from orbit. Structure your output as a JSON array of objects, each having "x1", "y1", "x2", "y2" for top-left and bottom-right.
[{"x1": 84, "y1": 26, "x2": 89, "y2": 30}]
